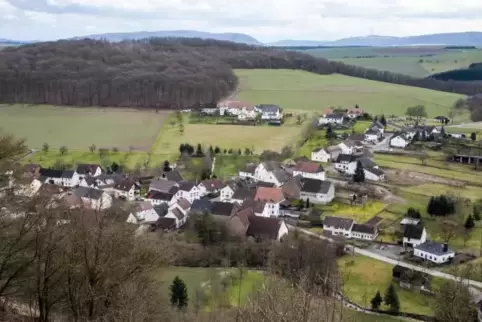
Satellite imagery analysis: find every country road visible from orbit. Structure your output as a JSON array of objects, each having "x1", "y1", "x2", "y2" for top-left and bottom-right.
[{"x1": 294, "y1": 227, "x2": 482, "y2": 302}]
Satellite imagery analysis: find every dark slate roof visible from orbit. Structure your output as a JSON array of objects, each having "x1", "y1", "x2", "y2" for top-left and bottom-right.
[
  {"x1": 82, "y1": 176, "x2": 96, "y2": 187},
  {"x1": 211, "y1": 201, "x2": 237, "y2": 217},
  {"x1": 200, "y1": 179, "x2": 226, "y2": 191},
  {"x1": 61, "y1": 170, "x2": 75, "y2": 179},
  {"x1": 146, "y1": 190, "x2": 174, "y2": 202},
  {"x1": 171, "y1": 208, "x2": 184, "y2": 220},
  {"x1": 73, "y1": 186, "x2": 104, "y2": 200},
  {"x1": 348, "y1": 133, "x2": 365, "y2": 141},
  {"x1": 325, "y1": 113, "x2": 344, "y2": 119},
  {"x1": 178, "y1": 181, "x2": 196, "y2": 191},
  {"x1": 365, "y1": 129, "x2": 379, "y2": 135},
  {"x1": 357, "y1": 157, "x2": 377, "y2": 168},
  {"x1": 371, "y1": 121, "x2": 384, "y2": 129},
  {"x1": 272, "y1": 169, "x2": 290, "y2": 183},
  {"x1": 76, "y1": 164, "x2": 101, "y2": 175},
  {"x1": 232, "y1": 187, "x2": 256, "y2": 200},
  {"x1": 263, "y1": 161, "x2": 282, "y2": 172},
  {"x1": 404, "y1": 224, "x2": 425, "y2": 239},
  {"x1": 299, "y1": 178, "x2": 332, "y2": 194},
  {"x1": 114, "y1": 178, "x2": 136, "y2": 192},
  {"x1": 39, "y1": 168, "x2": 63, "y2": 178},
  {"x1": 246, "y1": 216, "x2": 283, "y2": 240},
  {"x1": 415, "y1": 241, "x2": 454, "y2": 255},
  {"x1": 255, "y1": 181, "x2": 276, "y2": 188},
  {"x1": 190, "y1": 199, "x2": 214, "y2": 213},
  {"x1": 154, "y1": 217, "x2": 176, "y2": 230},
  {"x1": 160, "y1": 169, "x2": 184, "y2": 182},
  {"x1": 335, "y1": 154, "x2": 357, "y2": 163},
  {"x1": 240, "y1": 163, "x2": 257, "y2": 174},
  {"x1": 323, "y1": 216, "x2": 354, "y2": 230},
  {"x1": 239, "y1": 198, "x2": 266, "y2": 214},
  {"x1": 153, "y1": 203, "x2": 169, "y2": 217},
  {"x1": 352, "y1": 224, "x2": 377, "y2": 235},
  {"x1": 366, "y1": 167, "x2": 384, "y2": 176},
  {"x1": 257, "y1": 104, "x2": 281, "y2": 113},
  {"x1": 149, "y1": 179, "x2": 177, "y2": 193}
]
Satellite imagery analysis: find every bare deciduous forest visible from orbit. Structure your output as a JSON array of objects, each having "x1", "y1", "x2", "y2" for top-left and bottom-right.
[{"x1": 0, "y1": 38, "x2": 482, "y2": 109}]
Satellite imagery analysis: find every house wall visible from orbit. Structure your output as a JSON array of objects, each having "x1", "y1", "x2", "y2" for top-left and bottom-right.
[
  {"x1": 318, "y1": 117, "x2": 343, "y2": 125},
  {"x1": 338, "y1": 144, "x2": 354, "y2": 154},
  {"x1": 311, "y1": 151, "x2": 330, "y2": 163},
  {"x1": 364, "y1": 170, "x2": 384, "y2": 181},
  {"x1": 254, "y1": 164, "x2": 281, "y2": 186},
  {"x1": 264, "y1": 202, "x2": 280, "y2": 217},
  {"x1": 365, "y1": 134, "x2": 379, "y2": 143},
  {"x1": 351, "y1": 231, "x2": 377, "y2": 241},
  {"x1": 336, "y1": 161, "x2": 358, "y2": 175},
  {"x1": 220, "y1": 186, "x2": 234, "y2": 201},
  {"x1": 390, "y1": 137, "x2": 409, "y2": 148},
  {"x1": 115, "y1": 186, "x2": 135, "y2": 201},
  {"x1": 277, "y1": 221, "x2": 289, "y2": 240},
  {"x1": 92, "y1": 167, "x2": 102, "y2": 177},
  {"x1": 414, "y1": 249, "x2": 455, "y2": 264},
  {"x1": 175, "y1": 187, "x2": 200, "y2": 203},
  {"x1": 403, "y1": 229, "x2": 427, "y2": 247},
  {"x1": 323, "y1": 224, "x2": 352, "y2": 237},
  {"x1": 292, "y1": 170, "x2": 325, "y2": 181},
  {"x1": 239, "y1": 171, "x2": 255, "y2": 179},
  {"x1": 165, "y1": 210, "x2": 187, "y2": 228},
  {"x1": 300, "y1": 184, "x2": 335, "y2": 205}
]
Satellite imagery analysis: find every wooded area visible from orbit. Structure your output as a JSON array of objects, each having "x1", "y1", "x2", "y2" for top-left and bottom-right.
[{"x1": 1, "y1": 37, "x2": 482, "y2": 108}]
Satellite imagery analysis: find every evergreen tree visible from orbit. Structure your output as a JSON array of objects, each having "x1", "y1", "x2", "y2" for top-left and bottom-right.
[
  {"x1": 353, "y1": 160, "x2": 365, "y2": 183},
  {"x1": 413, "y1": 131, "x2": 420, "y2": 141},
  {"x1": 170, "y1": 276, "x2": 188, "y2": 309},
  {"x1": 474, "y1": 212, "x2": 481, "y2": 221},
  {"x1": 380, "y1": 114, "x2": 387, "y2": 127},
  {"x1": 42, "y1": 142, "x2": 49, "y2": 153},
  {"x1": 441, "y1": 126, "x2": 446, "y2": 137},
  {"x1": 371, "y1": 291, "x2": 383, "y2": 310},
  {"x1": 465, "y1": 214, "x2": 475, "y2": 230},
  {"x1": 471, "y1": 132, "x2": 477, "y2": 141},
  {"x1": 305, "y1": 198, "x2": 310, "y2": 208},
  {"x1": 214, "y1": 146, "x2": 221, "y2": 154},
  {"x1": 384, "y1": 283, "x2": 400, "y2": 312},
  {"x1": 406, "y1": 207, "x2": 421, "y2": 219},
  {"x1": 162, "y1": 160, "x2": 171, "y2": 172},
  {"x1": 374, "y1": 115, "x2": 378, "y2": 122},
  {"x1": 325, "y1": 124, "x2": 336, "y2": 139},
  {"x1": 196, "y1": 144, "x2": 204, "y2": 156},
  {"x1": 208, "y1": 145, "x2": 214, "y2": 156}
]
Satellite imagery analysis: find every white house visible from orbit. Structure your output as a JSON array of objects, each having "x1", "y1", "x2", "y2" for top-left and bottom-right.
[
  {"x1": 334, "y1": 154, "x2": 358, "y2": 173},
  {"x1": 237, "y1": 107, "x2": 257, "y2": 120},
  {"x1": 414, "y1": 241, "x2": 455, "y2": 264},
  {"x1": 254, "y1": 162, "x2": 290, "y2": 187},
  {"x1": 240, "y1": 198, "x2": 271, "y2": 217},
  {"x1": 351, "y1": 224, "x2": 378, "y2": 241},
  {"x1": 39, "y1": 169, "x2": 80, "y2": 187},
  {"x1": 403, "y1": 224, "x2": 427, "y2": 248},
  {"x1": 244, "y1": 215, "x2": 289, "y2": 241},
  {"x1": 292, "y1": 161, "x2": 325, "y2": 181},
  {"x1": 174, "y1": 181, "x2": 200, "y2": 203},
  {"x1": 217, "y1": 100, "x2": 255, "y2": 116},
  {"x1": 220, "y1": 184, "x2": 236, "y2": 201},
  {"x1": 145, "y1": 190, "x2": 176, "y2": 206},
  {"x1": 326, "y1": 145, "x2": 343, "y2": 160},
  {"x1": 113, "y1": 178, "x2": 138, "y2": 201},
  {"x1": 299, "y1": 178, "x2": 335, "y2": 204},
  {"x1": 257, "y1": 104, "x2": 282, "y2": 120},
  {"x1": 364, "y1": 167, "x2": 385, "y2": 181},
  {"x1": 338, "y1": 142, "x2": 355, "y2": 155},
  {"x1": 364, "y1": 129, "x2": 380, "y2": 143},
  {"x1": 76, "y1": 164, "x2": 102, "y2": 178},
  {"x1": 323, "y1": 216, "x2": 354, "y2": 238},
  {"x1": 254, "y1": 187, "x2": 285, "y2": 218},
  {"x1": 370, "y1": 121, "x2": 385, "y2": 134},
  {"x1": 73, "y1": 186, "x2": 112, "y2": 210},
  {"x1": 165, "y1": 198, "x2": 191, "y2": 228},
  {"x1": 390, "y1": 133, "x2": 411, "y2": 148},
  {"x1": 239, "y1": 163, "x2": 257, "y2": 179},
  {"x1": 311, "y1": 148, "x2": 331, "y2": 163},
  {"x1": 197, "y1": 179, "x2": 226, "y2": 196},
  {"x1": 127, "y1": 201, "x2": 160, "y2": 225},
  {"x1": 318, "y1": 113, "x2": 344, "y2": 125}
]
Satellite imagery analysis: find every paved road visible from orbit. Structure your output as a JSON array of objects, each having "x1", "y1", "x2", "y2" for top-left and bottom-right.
[{"x1": 295, "y1": 227, "x2": 482, "y2": 298}]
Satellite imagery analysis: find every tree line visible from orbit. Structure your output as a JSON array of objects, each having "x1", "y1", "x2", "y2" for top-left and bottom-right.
[{"x1": 1, "y1": 38, "x2": 482, "y2": 109}]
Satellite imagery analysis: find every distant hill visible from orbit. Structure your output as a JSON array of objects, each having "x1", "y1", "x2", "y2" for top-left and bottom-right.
[
  {"x1": 271, "y1": 32, "x2": 482, "y2": 47},
  {"x1": 73, "y1": 30, "x2": 262, "y2": 45}
]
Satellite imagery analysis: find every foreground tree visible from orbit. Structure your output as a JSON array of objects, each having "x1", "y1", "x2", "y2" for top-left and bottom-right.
[
  {"x1": 353, "y1": 160, "x2": 365, "y2": 183},
  {"x1": 434, "y1": 280, "x2": 477, "y2": 322},
  {"x1": 89, "y1": 144, "x2": 96, "y2": 153},
  {"x1": 170, "y1": 276, "x2": 188, "y2": 309},
  {"x1": 59, "y1": 145, "x2": 68, "y2": 155},
  {"x1": 471, "y1": 132, "x2": 477, "y2": 141},
  {"x1": 370, "y1": 291, "x2": 383, "y2": 310},
  {"x1": 405, "y1": 105, "x2": 427, "y2": 125},
  {"x1": 163, "y1": 160, "x2": 171, "y2": 172},
  {"x1": 379, "y1": 114, "x2": 387, "y2": 127},
  {"x1": 384, "y1": 283, "x2": 400, "y2": 312},
  {"x1": 42, "y1": 142, "x2": 49, "y2": 153},
  {"x1": 465, "y1": 214, "x2": 475, "y2": 230}
]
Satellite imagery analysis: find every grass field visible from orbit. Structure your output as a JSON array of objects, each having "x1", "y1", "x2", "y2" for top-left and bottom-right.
[
  {"x1": 319, "y1": 200, "x2": 387, "y2": 223},
  {"x1": 339, "y1": 255, "x2": 435, "y2": 315},
  {"x1": 0, "y1": 105, "x2": 166, "y2": 150},
  {"x1": 234, "y1": 69, "x2": 465, "y2": 119},
  {"x1": 213, "y1": 155, "x2": 259, "y2": 178},
  {"x1": 401, "y1": 184, "x2": 482, "y2": 200}
]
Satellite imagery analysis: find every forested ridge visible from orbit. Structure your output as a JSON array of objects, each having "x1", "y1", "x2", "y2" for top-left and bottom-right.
[{"x1": 1, "y1": 37, "x2": 482, "y2": 108}]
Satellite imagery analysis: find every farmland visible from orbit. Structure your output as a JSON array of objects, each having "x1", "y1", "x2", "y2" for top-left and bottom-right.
[
  {"x1": 234, "y1": 69, "x2": 465, "y2": 118},
  {"x1": 0, "y1": 105, "x2": 166, "y2": 150},
  {"x1": 305, "y1": 46, "x2": 482, "y2": 78}
]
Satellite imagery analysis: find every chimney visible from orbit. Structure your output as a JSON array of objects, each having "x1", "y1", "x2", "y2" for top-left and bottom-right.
[{"x1": 443, "y1": 243, "x2": 448, "y2": 253}]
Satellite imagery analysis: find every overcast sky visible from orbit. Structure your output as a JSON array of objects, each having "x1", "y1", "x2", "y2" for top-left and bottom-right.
[{"x1": 2, "y1": 0, "x2": 482, "y2": 42}]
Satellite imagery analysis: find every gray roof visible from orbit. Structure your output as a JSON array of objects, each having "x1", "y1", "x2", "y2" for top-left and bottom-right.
[
  {"x1": 365, "y1": 129, "x2": 379, "y2": 135},
  {"x1": 272, "y1": 169, "x2": 290, "y2": 183},
  {"x1": 241, "y1": 163, "x2": 257, "y2": 174},
  {"x1": 371, "y1": 121, "x2": 384, "y2": 129},
  {"x1": 171, "y1": 208, "x2": 184, "y2": 220},
  {"x1": 73, "y1": 186, "x2": 104, "y2": 200},
  {"x1": 149, "y1": 179, "x2": 178, "y2": 193},
  {"x1": 300, "y1": 178, "x2": 332, "y2": 194},
  {"x1": 263, "y1": 161, "x2": 282, "y2": 172},
  {"x1": 257, "y1": 104, "x2": 281, "y2": 113},
  {"x1": 357, "y1": 157, "x2": 377, "y2": 168},
  {"x1": 325, "y1": 113, "x2": 344, "y2": 119},
  {"x1": 326, "y1": 145, "x2": 342, "y2": 152},
  {"x1": 323, "y1": 216, "x2": 354, "y2": 230},
  {"x1": 415, "y1": 241, "x2": 454, "y2": 255},
  {"x1": 312, "y1": 147, "x2": 326, "y2": 153},
  {"x1": 404, "y1": 224, "x2": 425, "y2": 239},
  {"x1": 366, "y1": 167, "x2": 384, "y2": 176},
  {"x1": 232, "y1": 187, "x2": 256, "y2": 201},
  {"x1": 160, "y1": 169, "x2": 184, "y2": 182},
  {"x1": 178, "y1": 181, "x2": 196, "y2": 191},
  {"x1": 61, "y1": 170, "x2": 76, "y2": 178},
  {"x1": 335, "y1": 154, "x2": 357, "y2": 163},
  {"x1": 352, "y1": 224, "x2": 377, "y2": 235}
]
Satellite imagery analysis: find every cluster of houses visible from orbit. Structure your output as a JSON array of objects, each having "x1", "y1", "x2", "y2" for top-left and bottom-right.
[
  {"x1": 311, "y1": 132, "x2": 385, "y2": 181},
  {"x1": 322, "y1": 215, "x2": 379, "y2": 241},
  {"x1": 317, "y1": 106, "x2": 365, "y2": 125},
  {"x1": 201, "y1": 100, "x2": 283, "y2": 122}
]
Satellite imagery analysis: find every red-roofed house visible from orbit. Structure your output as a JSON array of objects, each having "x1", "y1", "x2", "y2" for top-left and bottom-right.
[
  {"x1": 323, "y1": 107, "x2": 334, "y2": 117},
  {"x1": 217, "y1": 100, "x2": 256, "y2": 117},
  {"x1": 292, "y1": 161, "x2": 325, "y2": 180},
  {"x1": 254, "y1": 187, "x2": 285, "y2": 217},
  {"x1": 347, "y1": 106, "x2": 364, "y2": 119}
]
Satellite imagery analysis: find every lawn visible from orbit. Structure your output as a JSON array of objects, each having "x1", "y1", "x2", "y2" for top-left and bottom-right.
[
  {"x1": 234, "y1": 69, "x2": 465, "y2": 120},
  {"x1": 338, "y1": 255, "x2": 436, "y2": 316},
  {"x1": 0, "y1": 105, "x2": 167, "y2": 150},
  {"x1": 213, "y1": 155, "x2": 259, "y2": 178},
  {"x1": 153, "y1": 116, "x2": 302, "y2": 154},
  {"x1": 319, "y1": 200, "x2": 387, "y2": 223},
  {"x1": 154, "y1": 267, "x2": 264, "y2": 309},
  {"x1": 338, "y1": 57, "x2": 429, "y2": 78},
  {"x1": 401, "y1": 184, "x2": 482, "y2": 200}
]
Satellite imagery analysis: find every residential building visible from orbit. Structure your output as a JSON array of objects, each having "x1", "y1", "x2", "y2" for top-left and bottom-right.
[
  {"x1": 364, "y1": 129, "x2": 380, "y2": 143},
  {"x1": 150, "y1": 217, "x2": 176, "y2": 231},
  {"x1": 351, "y1": 224, "x2": 378, "y2": 240},
  {"x1": 254, "y1": 187, "x2": 285, "y2": 217},
  {"x1": 127, "y1": 201, "x2": 160, "y2": 225},
  {"x1": 311, "y1": 148, "x2": 331, "y2": 163},
  {"x1": 323, "y1": 216, "x2": 354, "y2": 237},
  {"x1": 239, "y1": 163, "x2": 257, "y2": 179},
  {"x1": 230, "y1": 187, "x2": 256, "y2": 204},
  {"x1": 326, "y1": 145, "x2": 343, "y2": 160},
  {"x1": 246, "y1": 216, "x2": 289, "y2": 241},
  {"x1": 165, "y1": 198, "x2": 191, "y2": 228},
  {"x1": 145, "y1": 190, "x2": 175, "y2": 206},
  {"x1": 318, "y1": 113, "x2": 344, "y2": 125},
  {"x1": 370, "y1": 121, "x2": 385, "y2": 134},
  {"x1": 346, "y1": 106, "x2": 364, "y2": 119},
  {"x1": 403, "y1": 224, "x2": 427, "y2": 248},
  {"x1": 198, "y1": 179, "x2": 226, "y2": 196},
  {"x1": 149, "y1": 179, "x2": 178, "y2": 193},
  {"x1": 76, "y1": 164, "x2": 102, "y2": 178},
  {"x1": 390, "y1": 133, "x2": 411, "y2": 148},
  {"x1": 400, "y1": 217, "x2": 421, "y2": 226},
  {"x1": 220, "y1": 184, "x2": 236, "y2": 201},
  {"x1": 414, "y1": 241, "x2": 455, "y2": 264},
  {"x1": 292, "y1": 161, "x2": 325, "y2": 180},
  {"x1": 210, "y1": 201, "x2": 239, "y2": 220},
  {"x1": 364, "y1": 167, "x2": 385, "y2": 181},
  {"x1": 334, "y1": 154, "x2": 357, "y2": 173},
  {"x1": 217, "y1": 100, "x2": 256, "y2": 116},
  {"x1": 257, "y1": 104, "x2": 282, "y2": 120},
  {"x1": 239, "y1": 198, "x2": 270, "y2": 217},
  {"x1": 113, "y1": 178, "x2": 139, "y2": 201},
  {"x1": 159, "y1": 169, "x2": 184, "y2": 182},
  {"x1": 338, "y1": 142, "x2": 355, "y2": 154},
  {"x1": 254, "y1": 162, "x2": 290, "y2": 187},
  {"x1": 39, "y1": 168, "x2": 80, "y2": 187},
  {"x1": 72, "y1": 186, "x2": 112, "y2": 210},
  {"x1": 174, "y1": 181, "x2": 200, "y2": 203},
  {"x1": 298, "y1": 177, "x2": 335, "y2": 204}
]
